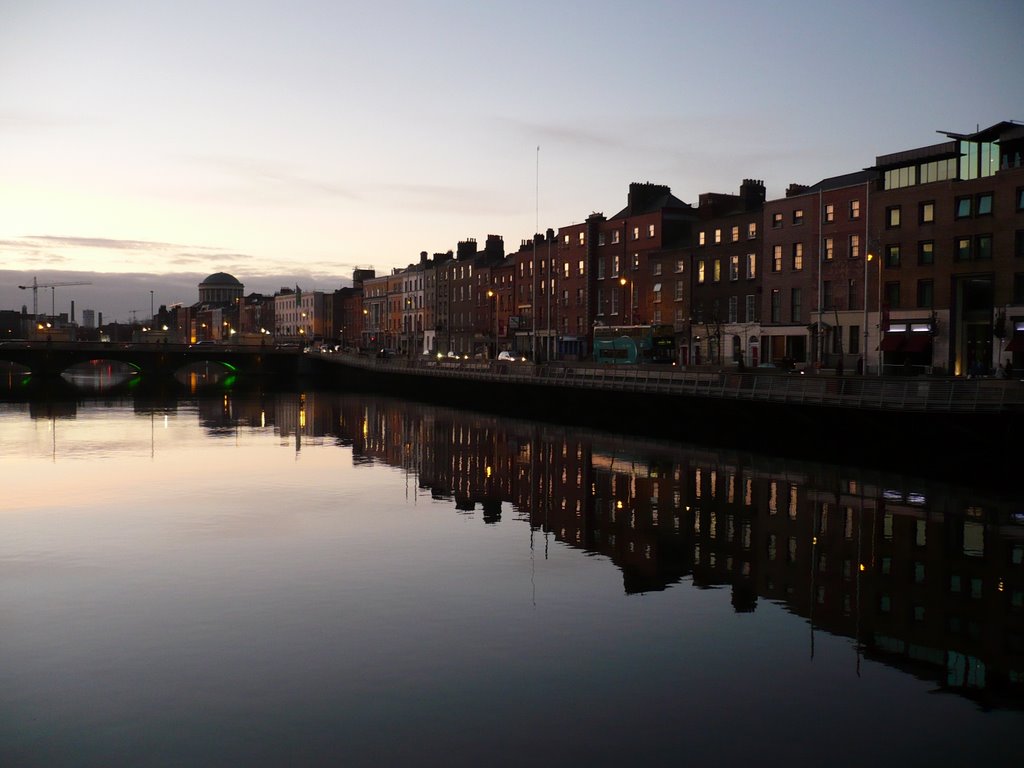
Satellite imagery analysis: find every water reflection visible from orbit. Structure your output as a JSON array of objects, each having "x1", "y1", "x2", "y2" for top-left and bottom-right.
[{"x1": 10, "y1": 390, "x2": 1021, "y2": 712}]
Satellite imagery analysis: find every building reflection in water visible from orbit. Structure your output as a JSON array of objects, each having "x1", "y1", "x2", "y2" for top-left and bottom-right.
[
  {"x1": 270, "y1": 392, "x2": 1023, "y2": 711},
  {"x1": 14, "y1": 388, "x2": 1024, "y2": 710}
]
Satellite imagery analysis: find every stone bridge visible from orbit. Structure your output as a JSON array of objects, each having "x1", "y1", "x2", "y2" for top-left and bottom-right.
[{"x1": 0, "y1": 341, "x2": 304, "y2": 382}]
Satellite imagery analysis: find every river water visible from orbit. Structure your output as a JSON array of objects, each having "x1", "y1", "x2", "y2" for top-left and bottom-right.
[{"x1": 1, "y1": 388, "x2": 1021, "y2": 766}]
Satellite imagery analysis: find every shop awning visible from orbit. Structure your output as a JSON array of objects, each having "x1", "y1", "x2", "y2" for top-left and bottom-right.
[
  {"x1": 1005, "y1": 334, "x2": 1024, "y2": 353},
  {"x1": 879, "y1": 333, "x2": 905, "y2": 352},
  {"x1": 902, "y1": 333, "x2": 933, "y2": 353}
]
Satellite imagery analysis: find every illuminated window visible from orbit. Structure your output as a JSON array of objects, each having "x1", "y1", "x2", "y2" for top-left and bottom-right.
[
  {"x1": 772, "y1": 212, "x2": 783, "y2": 228},
  {"x1": 885, "y1": 244, "x2": 901, "y2": 268},
  {"x1": 886, "y1": 206, "x2": 901, "y2": 229},
  {"x1": 824, "y1": 237, "x2": 834, "y2": 260},
  {"x1": 747, "y1": 222, "x2": 757, "y2": 239},
  {"x1": 849, "y1": 199, "x2": 861, "y2": 220},
  {"x1": 745, "y1": 253, "x2": 756, "y2": 279},
  {"x1": 772, "y1": 245, "x2": 783, "y2": 272},
  {"x1": 849, "y1": 234, "x2": 861, "y2": 258},
  {"x1": 793, "y1": 209, "x2": 804, "y2": 225},
  {"x1": 792, "y1": 243, "x2": 804, "y2": 270},
  {"x1": 920, "y1": 201, "x2": 935, "y2": 223},
  {"x1": 824, "y1": 203, "x2": 834, "y2": 223}
]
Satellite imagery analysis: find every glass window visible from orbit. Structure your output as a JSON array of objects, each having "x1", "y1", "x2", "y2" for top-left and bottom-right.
[
  {"x1": 793, "y1": 209, "x2": 804, "y2": 225},
  {"x1": 1017, "y1": 230, "x2": 1024, "y2": 259},
  {"x1": 792, "y1": 243, "x2": 803, "y2": 270},
  {"x1": 745, "y1": 253, "x2": 756, "y2": 279},
  {"x1": 747, "y1": 222, "x2": 757, "y2": 239},
  {"x1": 578, "y1": 259, "x2": 585, "y2": 276},
  {"x1": 675, "y1": 259, "x2": 685, "y2": 273},
  {"x1": 713, "y1": 259, "x2": 721, "y2": 282},
  {"x1": 728, "y1": 296, "x2": 738, "y2": 323},
  {"x1": 956, "y1": 237, "x2": 971, "y2": 261},
  {"x1": 918, "y1": 241, "x2": 934, "y2": 265},
  {"x1": 563, "y1": 234, "x2": 570, "y2": 245},
  {"x1": 675, "y1": 281, "x2": 684, "y2": 301},
  {"x1": 579, "y1": 232, "x2": 585, "y2": 245},
  {"x1": 917, "y1": 280, "x2": 934, "y2": 309},
  {"x1": 1018, "y1": 187, "x2": 1024, "y2": 211},
  {"x1": 823, "y1": 237, "x2": 834, "y2": 260},
  {"x1": 920, "y1": 201, "x2": 935, "y2": 224},
  {"x1": 886, "y1": 206, "x2": 901, "y2": 229},
  {"x1": 976, "y1": 234, "x2": 992, "y2": 260},
  {"x1": 884, "y1": 281, "x2": 900, "y2": 309},
  {"x1": 698, "y1": 231, "x2": 706, "y2": 246},
  {"x1": 597, "y1": 257, "x2": 605, "y2": 279},
  {"x1": 772, "y1": 212, "x2": 783, "y2": 228},
  {"x1": 745, "y1": 295, "x2": 756, "y2": 322},
  {"x1": 772, "y1": 245, "x2": 783, "y2": 272},
  {"x1": 849, "y1": 234, "x2": 861, "y2": 258},
  {"x1": 956, "y1": 196, "x2": 972, "y2": 219},
  {"x1": 849, "y1": 325, "x2": 859, "y2": 354},
  {"x1": 771, "y1": 289, "x2": 781, "y2": 323},
  {"x1": 632, "y1": 226, "x2": 639, "y2": 240},
  {"x1": 885, "y1": 244, "x2": 901, "y2": 268},
  {"x1": 824, "y1": 203, "x2": 834, "y2": 223},
  {"x1": 698, "y1": 260, "x2": 706, "y2": 284},
  {"x1": 976, "y1": 193, "x2": 993, "y2": 216},
  {"x1": 1014, "y1": 273, "x2": 1024, "y2": 304},
  {"x1": 714, "y1": 229, "x2": 722, "y2": 244},
  {"x1": 730, "y1": 254, "x2": 740, "y2": 281},
  {"x1": 653, "y1": 262, "x2": 662, "y2": 276},
  {"x1": 648, "y1": 224, "x2": 655, "y2": 238},
  {"x1": 632, "y1": 253, "x2": 640, "y2": 271},
  {"x1": 611, "y1": 254, "x2": 620, "y2": 276},
  {"x1": 731, "y1": 226, "x2": 740, "y2": 242},
  {"x1": 791, "y1": 288, "x2": 802, "y2": 322},
  {"x1": 598, "y1": 232, "x2": 605, "y2": 246},
  {"x1": 611, "y1": 230, "x2": 620, "y2": 244},
  {"x1": 823, "y1": 280, "x2": 833, "y2": 309},
  {"x1": 850, "y1": 199, "x2": 861, "y2": 220}
]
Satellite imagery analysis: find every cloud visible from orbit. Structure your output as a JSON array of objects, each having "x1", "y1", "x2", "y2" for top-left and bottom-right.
[
  {"x1": 22, "y1": 235, "x2": 189, "y2": 251},
  {"x1": 186, "y1": 155, "x2": 360, "y2": 202}
]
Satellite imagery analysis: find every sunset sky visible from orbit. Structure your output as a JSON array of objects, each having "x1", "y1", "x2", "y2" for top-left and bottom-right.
[{"x1": 2, "y1": 0, "x2": 1021, "y2": 321}]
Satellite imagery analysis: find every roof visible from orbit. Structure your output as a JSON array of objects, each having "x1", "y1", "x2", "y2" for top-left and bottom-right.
[
  {"x1": 199, "y1": 272, "x2": 242, "y2": 286},
  {"x1": 805, "y1": 170, "x2": 877, "y2": 193}
]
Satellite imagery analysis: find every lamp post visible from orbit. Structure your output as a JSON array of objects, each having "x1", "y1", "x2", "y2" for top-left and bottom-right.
[
  {"x1": 486, "y1": 289, "x2": 497, "y2": 358},
  {"x1": 618, "y1": 277, "x2": 632, "y2": 325}
]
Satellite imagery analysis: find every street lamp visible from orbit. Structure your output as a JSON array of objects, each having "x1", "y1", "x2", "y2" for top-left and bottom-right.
[
  {"x1": 487, "y1": 288, "x2": 498, "y2": 358},
  {"x1": 618, "y1": 277, "x2": 633, "y2": 325}
]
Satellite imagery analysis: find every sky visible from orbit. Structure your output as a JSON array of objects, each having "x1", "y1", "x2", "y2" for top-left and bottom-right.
[{"x1": 1, "y1": 0, "x2": 1022, "y2": 322}]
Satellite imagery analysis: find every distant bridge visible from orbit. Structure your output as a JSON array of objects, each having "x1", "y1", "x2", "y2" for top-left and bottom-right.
[{"x1": 0, "y1": 341, "x2": 304, "y2": 382}]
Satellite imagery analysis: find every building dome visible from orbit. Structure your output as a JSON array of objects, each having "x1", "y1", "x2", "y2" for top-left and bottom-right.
[{"x1": 198, "y1": 272, "x2": 244, "y2": 305}]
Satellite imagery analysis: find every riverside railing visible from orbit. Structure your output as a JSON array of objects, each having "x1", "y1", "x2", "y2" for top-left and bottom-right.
[{"x1": 320, "y1": 353, "x2": 1024, "y2": 414}]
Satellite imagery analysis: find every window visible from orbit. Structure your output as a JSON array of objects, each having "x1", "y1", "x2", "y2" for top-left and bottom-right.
[
  {"x1": 1017, "y1": 230, "x2": 1024, "y2": 258},
  {"x1": 745, "y1": 295, "x2": 756, "y2": 323},
  {"x1": 579, "y1": 232, "x2": 585, "y2": 245},
  {"x1": 578, "y1": 259, "x2": 585, "y2": 276},
  {"x1": 770, "y1": 289, "x2": 781, "y2": 323},
  {"x1": 653, "y1": 284, "x2": 662, "y2": 303},
  {"x1": 821, "y1": 236, "x2": 833, "y2": 261},
  {"x1": 793, "y1": 209, "x2": 804, "y2": 225},
  {"x1": 632, "y1": 226, "x2": 639, "y2": 240},
  {"x1": 714, "y1": 228, "x2": 722, "y2": 244},
  {"x1": 849, "y1": 325, "x2": 859, "y2": 355},
  {"x1": 698, "y1": 231, "x2": 706, "y2": 246},
  {"x1": 632, "y1": 252, "x2": 640, "y2": 271},
  {"x1": 976, "y1": 193, "x2": 993, "y2": 216},
  {"x1": 611, "y1": 230, "x2": 620, "y2": 244},
  {"x1": 611, "y1": 254, "x2": 620, "y2": 277},
  {"x1": 976, "y1": 234, "x2": 992, "y2": 260},
  {"x1": 850, "y1": 199, "x2": 861, "y2": 220},
  {"x1": 772, "y1": 245, "x2": 783, "y2": 272},
  {"x1": 745, "y1": 253, "x2": 756, "y2": 279},
  {"x1": 772, "y1": 212, "x2": 783, "y2": 228},
  {"x1": 884, "y1": 281, "x2": 900, "y2": 309},
  {"x1": 730, "y1": 254, "x2": 740, "y2": 281},
  {"x1": 598, "y1": 232, "x2": 605, "y2": 246},
  {"x1": 674, "y1": 281, "x2": 684, "y2": 301},
  {"x1": 885, "y1": 244, "x2": 901, "y2": 268},
  {"x1": 823, "y1": 280, "x2": 833, "y2": 310},
  {"x1": 792, "y1": 243, "x2": 804, "y2": 270},
  {"x1": 1018, "y1": 187, "x2": 1024, "y2": 212},
  {"x1": 791, "y1": 288, "x2": 802, "y2": 322},
  {"x1": 713, "y1": 259, "x2": 721, "y2": 282},
  {"x1": 648, "y1": 224, "x2": 655, "y2": 238},
  {"x1": 728, "y1": 296, "x2": 738, "y2": 323},
  {"x1": 956, "y1": 237, "x2": 972, "y2": 261},
  {"x1": 918, "y1": 240, "x2": 934, "y2": 265},
  {"x1": 849, "y1": 234, "x2": 861, "y2": 258},
  {"x1": 731, "y1": 226, "x2": 740, "y2": 243},
  {"x1": 747, "y1": 222, "x2": 757, "y2": 239},
  {"x1": 698, "y1": 260, "x2": 706, "y2": 284},
  {"x1": 920, "y1": 201, "x2": 935, "y2": 223},
  {"x1": 883, "y1": 166, "x2": 917, "y2": 190},
  {"x1": 917, "y1": 280, "x2": 934, "y2": 309},
  {"x1": 1014, "y1": 274, "x2": 1024, "y2": 304},
  {"x1": 653, "y1": 261, "x2": 662, "y2": 276},
  {"x1": 848, "y1": 279, "x2": 857, "y2": 310},
  {"x1": 824, "y1": 203, "x2": 834, "y2": 223},
  {"x1": 563, "y1": 261, "x2": 570, "y2": 278},
  {"x1": 563, "y1": 234, "x2": 570, "y2": 245},
  {"x1": 955, "y1": 196, "x2": 972, "y2": 219},
  {"x1": 886, "y1": 206, "x2": 901, "y2": 229},
  {"x1": 675, "y1": 259, "x2": 685, "y2": 273}
]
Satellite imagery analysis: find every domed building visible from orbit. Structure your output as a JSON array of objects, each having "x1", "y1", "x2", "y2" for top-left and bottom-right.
[{"x1": 198, "y1": 272, "x2": 244, "y2": 306}]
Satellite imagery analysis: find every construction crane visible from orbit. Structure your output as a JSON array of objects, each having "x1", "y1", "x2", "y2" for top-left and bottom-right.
[{"x1": 17, "y1": 277, "x2": 92, "y2": 318}]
